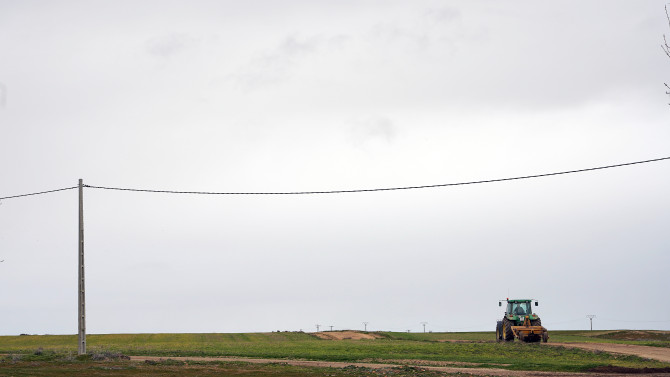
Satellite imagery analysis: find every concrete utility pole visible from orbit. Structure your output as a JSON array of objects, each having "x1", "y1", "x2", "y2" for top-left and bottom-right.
[
  {"x1": 78, "y1": 179, "x2": 86, "y2": 355},
  {"x1": 329, "y1": 325, "x2": 334, "y2": 332},
  {"x1": 316, "y1": 324, "x2": 321, "y2": 332},
  {"x1": 363, "y1": 322, "x2": 369, "y2": 331},
  {"x1": 421, "y1": 322, "x2": 428, "y2": 333},
  {"x1": 586, "y1": 315, "x2": 596, "y2": 331}
]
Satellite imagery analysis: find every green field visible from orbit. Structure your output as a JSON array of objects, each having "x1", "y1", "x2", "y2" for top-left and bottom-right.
[
  {"x1": 383, "y1": 329, "x2": 670, "y2": 347},
  {"x1": 0, "y1": 359, "x2": 456, "y2": 377},
  {"x1": 0, "y1": 330, "x2": 668, "y2": 376},
  {"x1": 0, "y1": 355, "x2": 451, "y2": 377}
]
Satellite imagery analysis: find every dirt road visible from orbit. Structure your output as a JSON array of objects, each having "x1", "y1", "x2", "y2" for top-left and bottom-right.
[
  {"x1": 549, "y1": 342, "x2": 670, "y2": 363},
  {"x1": 129, "y1": 355, "x2": 670, "y2": 376}
]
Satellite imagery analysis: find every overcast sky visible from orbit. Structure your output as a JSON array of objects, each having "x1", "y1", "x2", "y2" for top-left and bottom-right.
[{"x1": 0, "y1": 1, "x2": 669, "y2": 336}]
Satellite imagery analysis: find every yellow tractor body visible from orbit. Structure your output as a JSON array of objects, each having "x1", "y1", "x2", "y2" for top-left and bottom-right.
[{"x1": 511, "y1": 315, "x2": 548, "y2": 343}]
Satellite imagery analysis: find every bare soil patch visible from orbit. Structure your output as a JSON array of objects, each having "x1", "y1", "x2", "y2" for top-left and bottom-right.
[
  {"x1": 312, "y1": 331, "x2": 385, "y2": 340},
  {"x1": 550, "y1": 342, "x2": 670, "y2": 363}
]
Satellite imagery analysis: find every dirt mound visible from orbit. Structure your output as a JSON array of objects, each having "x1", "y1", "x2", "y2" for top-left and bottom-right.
[
  {"x1": 313, "y1": 331, "x2": 385, "y2": 340},
  {"x1": 588, "y1": 365, "x2": 670, "y2": 374}
]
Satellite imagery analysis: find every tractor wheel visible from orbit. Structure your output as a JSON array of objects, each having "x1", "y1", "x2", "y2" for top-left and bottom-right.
[
  {"x1": 502, "y1": 318, "x2": 515, "y2": 341},
  {"x1": 495, "y1": 321, "x2": 503, "y2": 342},
  {"x1": 531, "y1": 318, "x2": 542, "y2": 327},
  {"x1": 542, "y1": 331, "x2": 549, "y2": 343}
]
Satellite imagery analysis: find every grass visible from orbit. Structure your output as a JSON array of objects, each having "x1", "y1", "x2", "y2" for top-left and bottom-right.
[
  {"x1": 0, "y1": 330, "x2": 668, "y2": 374},
  {"x1": 379, "y1": 332, "x2": 494, "y2": 342},
  {"x1": 382, "y1": 330, "x2": 670, "y2": 347},
  {"x1": 0, "y1": 357, "x2": 452, "y2": 377}
]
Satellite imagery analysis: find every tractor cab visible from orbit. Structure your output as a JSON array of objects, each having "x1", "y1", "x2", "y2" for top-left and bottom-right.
[
  {"x1": 502, "y1": 299, "x2": 539, "y2": 322},
  {"x1": 507, "y1": 301, "x2": 531, "y2": 316}
]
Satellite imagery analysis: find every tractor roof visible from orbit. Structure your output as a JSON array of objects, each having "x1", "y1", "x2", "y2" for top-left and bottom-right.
[{"x1": 507, "y1": 299, "x2": 532, "y2": 303}]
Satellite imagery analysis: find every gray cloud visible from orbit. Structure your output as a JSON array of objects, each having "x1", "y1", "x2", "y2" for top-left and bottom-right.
[
  {"x1": 368, "y1": 5, "x2": 463, "y2": 53},
  {"x1": 279, "y1": 35, "x2": 319, "y2": 56},
  {"x1": 230, "y1": 34, "x2": 350, "y2": 90},
  {"x1": 425, "y1": 7, "x2": 461, "y2": 23},
  {"x1": 350, "y1": 117, "x2": 397, "y2": 146},
  {"x1": 145, "y1": 33, "x2": 198, "y2": 59},
  {"x1": 370, "y1": 23, "x2": 431, "y2": 51}
]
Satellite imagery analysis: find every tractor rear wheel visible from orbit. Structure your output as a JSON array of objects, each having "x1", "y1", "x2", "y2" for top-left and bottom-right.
[
  {"x1": 496, "y1": 321, "x2": 503, "y2": 342},
  {"x1": 503, "y1": 318, "x2": 515, "y2": 341},
  {"x1": 531, "y1": 318, "x2": 542, "y2": 327}
]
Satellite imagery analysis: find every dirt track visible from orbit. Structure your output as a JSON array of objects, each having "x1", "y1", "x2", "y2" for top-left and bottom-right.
[
  {"x1": 129, "y1": 354, "x2": 670, "y2": 376},
  {"x1": 549, "y1": 342, "x2": 670, "y2": 363}
]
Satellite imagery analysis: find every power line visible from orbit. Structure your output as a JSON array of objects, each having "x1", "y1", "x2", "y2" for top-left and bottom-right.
[
  {"x1": 598, "y1": 318, "x2": 670, "y2": 323},
  {"x1": 84, "y1": 156, "x2": 670, "y2": 195},
  {"x1": 0, "y1": 156, "x2": 668, "y2": 200},
  {"x1": 542, "y1": 318, "x2": 586, "y2": 326},
  {"x1": 0, "y1": 186, "x2": 77, "y2": 201}
]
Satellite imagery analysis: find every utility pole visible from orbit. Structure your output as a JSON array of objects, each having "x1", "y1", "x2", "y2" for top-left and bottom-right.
[
  {"x1": 586, "y1": 315, "x2": 596, "y2": 331},
  {"x1": 78, "y1": 179, "x2": 86, "y2": 355},
  {"x1": 316, "y1": 324, "x2": 320, "y2": 332},
  {"x1": 329, "y1": 325, "x2": 333, "y2": 332},
  {"x1": 421, "y1": 322, "x2": 428, "y2": 333},
  {"x1": 363, "y1": 322, "x2": 369, "y2": 332}
]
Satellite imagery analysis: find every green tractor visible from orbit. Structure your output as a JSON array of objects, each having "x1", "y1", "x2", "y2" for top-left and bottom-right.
[{"x1": 496, "y1": 299, "x2": 548, "y2": 343}]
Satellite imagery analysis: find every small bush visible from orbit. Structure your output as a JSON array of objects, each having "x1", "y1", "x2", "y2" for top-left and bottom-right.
[
  {"x1": 91, "y1": 352, "x2": 130, "y2": 361},
  {"x1": 144, "y1": 358, "x2": 185, "y2": 366},
  {"x1": 76, "y1": 354, "x2": 92, "y2": 361}
]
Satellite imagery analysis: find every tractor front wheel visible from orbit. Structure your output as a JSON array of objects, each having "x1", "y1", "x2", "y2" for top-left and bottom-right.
[
  {"x1": 495, "y1": 321, "x2": 503, "y2": 342},
  {"x1": 503, "y1": 318, "x2": 515, "y2": 341},
  {"x1": 531, "y1": 318, "x2": 542, "y2": 327}
]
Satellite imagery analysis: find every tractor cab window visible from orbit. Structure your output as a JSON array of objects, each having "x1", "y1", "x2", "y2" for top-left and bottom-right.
[{"x1": 512, "y1": 302, "x2": 531, "y2": 316}]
